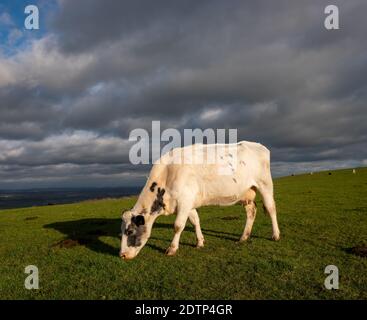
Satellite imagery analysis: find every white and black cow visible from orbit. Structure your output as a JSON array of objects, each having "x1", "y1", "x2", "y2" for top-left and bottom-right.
[{"x1": 120, "y1": 141, "x2": 280, "y2": 260}]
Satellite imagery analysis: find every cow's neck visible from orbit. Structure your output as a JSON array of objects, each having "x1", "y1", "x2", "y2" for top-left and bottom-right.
[{"x1": 133, "y1": 170, "x2": 167, "y2": 214}]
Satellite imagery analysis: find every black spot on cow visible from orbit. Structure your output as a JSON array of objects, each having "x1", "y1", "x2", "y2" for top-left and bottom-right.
[
  {"x1": 150, "y1": 182, "x2": 157, "y2": 192},
  {"x1": 232, "y1": 178, "x2": 237, "y2": 183},
  {"x1": 151, "y1": 187, "x2": 166, "y2": 213},
  {"x1": 125, "y1": 223, "x2": 146, "y2": 247},
  {"x1": 132, "y1": 215, "x2": 145, "y2": 227},
  {"x1": 228, "y1": 153, "x2": 233, "y2": 158}
]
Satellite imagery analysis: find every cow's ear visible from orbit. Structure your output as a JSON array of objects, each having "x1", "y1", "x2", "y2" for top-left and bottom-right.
[
  {"x1": 132, "y1": 215, "x2": 145, "y2": 226},
  {"x1": 121, "y1": 210, "x2": 129, "y2": 220}
]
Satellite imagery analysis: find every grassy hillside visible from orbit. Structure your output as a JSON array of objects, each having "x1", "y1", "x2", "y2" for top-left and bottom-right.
[{"x1": 0, "y1": 167, "x2": 366, "y2": 299}]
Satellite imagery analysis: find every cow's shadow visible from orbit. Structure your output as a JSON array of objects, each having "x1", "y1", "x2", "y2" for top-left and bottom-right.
[
  {"x1": 44, "y1": 218, "x2": 178, "y2": 256},
  {"x1": 44, "y1": 218, "x2": 121, "y2": 256},
  {"x1": 44, "y1": 218, "x2": 246, "y2": 257}
]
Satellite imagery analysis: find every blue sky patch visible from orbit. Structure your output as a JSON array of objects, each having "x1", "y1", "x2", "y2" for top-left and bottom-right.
[{"x1": 0, "y1": 0, "x2": 57, "y2": 55}]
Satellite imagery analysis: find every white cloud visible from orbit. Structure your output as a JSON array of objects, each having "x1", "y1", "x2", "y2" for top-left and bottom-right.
[
  {"x1": 0, "y1": 57, "x2": 16, "y2": 86},
  {"x1": 200, "y1": 108, "x2": 223, "y2": 121},
  {"x1": 0, "y1": 130, "x2": 133, "y2": 166},
  {"x1": 0, "y1": 36, "x2": 95, "y2": 89}
]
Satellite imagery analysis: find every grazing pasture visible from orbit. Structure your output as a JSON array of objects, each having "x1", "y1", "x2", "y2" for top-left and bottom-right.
[{"x1": 0, "y1": 168, "x2": 366, "y2": 299}]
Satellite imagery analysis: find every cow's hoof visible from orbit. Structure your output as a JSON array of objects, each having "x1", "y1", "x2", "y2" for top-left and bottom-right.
[
  {"x1": 196, "y1": 241, "x2": 205, "y2": 248},
  {"x1": 165, "y1": 247, "x2": 177, "y2": 256},
  {"x1": 239, "y1": 233, "x2": 250, "y2": 242},
  {"x1": 272, "y1": 234, "x2": 280, "y2": 241}
]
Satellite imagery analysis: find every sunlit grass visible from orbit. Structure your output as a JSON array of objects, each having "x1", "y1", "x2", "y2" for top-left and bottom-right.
[{"x1": 0, "y1": 168, "x2": 366, "y2": 299}]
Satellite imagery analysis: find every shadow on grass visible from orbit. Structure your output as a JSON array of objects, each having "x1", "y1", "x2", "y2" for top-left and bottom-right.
[
  {"x1": 344, "y1": 246, "x2": 367, "y2": 258},
  {"x1": 44, "y1": 218, "x2": 251, "y2": 257},
  {"x1": 44, "y1": 218, "x2": 121, "y2": 256},
  {"x1": 201, "y1": 227, "x2": 270, "y2": 241},
  {"x1": 44, "y1": 219, "x2": 179, "y2": 256},
  {"x1": 153, "y1": 223, "x2": 249, "y2": 243}
]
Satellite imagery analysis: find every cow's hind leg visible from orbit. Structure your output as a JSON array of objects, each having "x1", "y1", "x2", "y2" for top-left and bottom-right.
[
  {"x1": 239, "y1": 188, "x2": 257, "y2": 242},
  {"x1": 258, "y1": 180, "x2": 280, "y2": 241},
  {"x1": 188, "y1": 209, "x2": 205, "y2": 248},
  {"x1": 239, "y1": 200, "x2": 257, "y2": 242}
]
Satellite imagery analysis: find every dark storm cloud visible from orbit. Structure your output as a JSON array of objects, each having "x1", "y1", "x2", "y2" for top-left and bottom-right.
[
  {"x1": 52, "y1": 0, "x2": 208, "y2": 53},
  {"x1": 0, "y1": 84, "x2": 61, "y2": 140},
  {"x1": 0, "y1": 0, "x2": 366, "y2": 188}
]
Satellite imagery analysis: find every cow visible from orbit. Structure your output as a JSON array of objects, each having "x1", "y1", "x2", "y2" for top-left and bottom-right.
[{"x1": 120, "y1": 141, "x2": 280, "y2": 260}]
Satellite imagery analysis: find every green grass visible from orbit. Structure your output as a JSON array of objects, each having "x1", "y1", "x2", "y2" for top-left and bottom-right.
[{"x1": 1, "y1": 167, "x2": 367, "y2": 299}]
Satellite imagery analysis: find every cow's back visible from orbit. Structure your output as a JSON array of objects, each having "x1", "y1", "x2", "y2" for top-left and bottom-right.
[{"x1": 157, "y1": 141, "x2": 270, "y2": 207}]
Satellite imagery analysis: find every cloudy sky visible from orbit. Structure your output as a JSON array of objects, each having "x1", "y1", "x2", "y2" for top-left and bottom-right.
[{"x1": 0, "y1": 0, "x2": 366, "y2": 189}]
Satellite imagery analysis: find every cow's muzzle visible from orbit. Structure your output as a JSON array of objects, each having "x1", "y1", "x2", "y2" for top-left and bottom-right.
[{"x1": 119, "y1": 251, "x2": 136, "y2": 260}]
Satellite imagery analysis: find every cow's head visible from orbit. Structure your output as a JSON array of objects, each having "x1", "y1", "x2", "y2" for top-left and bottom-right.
[{"x1": 120, "y1": 186, "x2": 166, "y2": 260}]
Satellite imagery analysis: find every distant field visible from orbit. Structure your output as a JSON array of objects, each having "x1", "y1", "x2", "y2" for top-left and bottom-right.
[{"x1": 0, "y1": 168, "x2": 366, "y2": 299}]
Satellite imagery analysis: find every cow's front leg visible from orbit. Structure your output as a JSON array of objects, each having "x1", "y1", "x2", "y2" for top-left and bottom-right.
[
  {"x1": 166, "y1": 210, "x2": 190, "y2": 256},
  {"x1": 188, "y1": 209, "x2": 205, "y2": 248}
]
